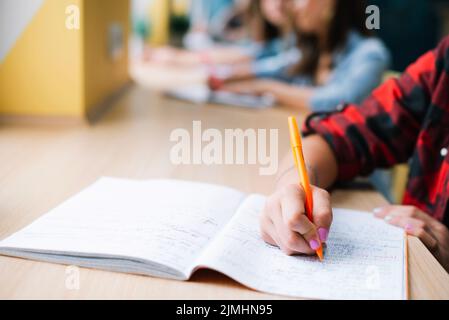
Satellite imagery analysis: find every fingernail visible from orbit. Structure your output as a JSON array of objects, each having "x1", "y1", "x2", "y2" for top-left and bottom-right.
[
  {"x1": 405, "y1": 224, "x2": 413, "y2": 232},
  {"x1": 373, "y1": 207, "x2": 383, "y2": 215},
  {"x1": 309, "y1": 239, "x2": 321, "y2": 250},
  {"x1": 318, "y1": 228, "x2": 329, "y2": 242},
  {"x1": 384, "y1": 215, "x2": 393, "y2": 222}
]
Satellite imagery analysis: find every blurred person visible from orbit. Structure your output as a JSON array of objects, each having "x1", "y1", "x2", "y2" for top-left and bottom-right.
[
  {"x1": 143, "y1": 0, "x2": 249, "y2": 66},
  {"x1": 210, "y1": 0, "x2": 299, "y2": 83},
  {"x1": 146, "y1": 0, "x2": 291, "y2": 69},
  {"x1": 184, "y1": 0, "x2": 240, "y2": 50},
  {"x1": 220, "y1": 0, "x2": 391, "y2": 112}
]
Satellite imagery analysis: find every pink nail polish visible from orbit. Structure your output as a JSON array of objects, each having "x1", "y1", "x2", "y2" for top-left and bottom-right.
[
  {"x1": 318, "y1": 228, "x2": 329, "y2": 242},
  {"x1": 405, "y1": 224, "x2": 413, "y2": 232},
  {"x1": 309, "y1": 239, "x2": 321, "y2": 250},
  {"x1": 373, "y1": 207, "x2": 383, "y2": 216}
]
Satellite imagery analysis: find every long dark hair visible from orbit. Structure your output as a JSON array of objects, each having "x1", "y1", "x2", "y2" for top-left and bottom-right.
[
  {"x1": 292, "y1": 0, "x2": 371, "y2": 78},
  {"x1": 246, "y1": 0, "x2": 281, "y2": 43}
]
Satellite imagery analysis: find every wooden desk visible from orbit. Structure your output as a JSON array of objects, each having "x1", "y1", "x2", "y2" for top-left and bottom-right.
[{"x1": 0, "y1": 85, "x2": 448, "y2": 299}]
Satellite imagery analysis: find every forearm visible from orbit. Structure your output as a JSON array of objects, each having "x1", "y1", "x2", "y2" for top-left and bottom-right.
[
  {"x1": 223, "y1": 64, "x2": 256, "y2": 83},
  {"x1": 270, "y1": 82, "x2": 314, "y2": 110},
  {"x1": 276, "y1": 135, "x2": 338, "y2": 189},
  {"x1": 206, "y1": 47, "x2": 253, "y2": 65}
]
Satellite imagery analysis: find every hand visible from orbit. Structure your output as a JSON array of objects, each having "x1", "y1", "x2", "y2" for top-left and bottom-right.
[
  {"x1": 260, "y1": 184, "x2": 333, "y2": 256},
  {"x1": 374, "y1": 205, "x2": 449, "y2": 271}
]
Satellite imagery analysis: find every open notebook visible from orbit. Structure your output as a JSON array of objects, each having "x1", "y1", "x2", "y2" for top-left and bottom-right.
[
  {"x1": 165, "y1": 84, "x2": 275, "y2": 109},
  {"x1": 0, "y1": 178, "x2": 407, "y2": 300}
]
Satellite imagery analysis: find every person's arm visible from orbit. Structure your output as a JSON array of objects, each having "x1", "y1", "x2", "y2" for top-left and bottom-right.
[
  {"x1": 203, "y1": 46, "x2": 254, "y2": 65},
  {"x1": 276, "y1": 135, "x2": 338, "y2": 189},
  {"x1": 222, "y1": 39, "x2": 390, "y2": 111},
  {"x1": 268, "y1": 82, "x2": 314, "y2": 110},
  {"x1": 211, "y1": 63, "x2": 257, "y2": 84},
  {"x1": 212, "y1": 48, "x2": 302, "y2": 85},
  {"x1": 261, "y1": 40, "x2": 442, "y2": 258},
  {"x1": 220, "y1": 79, "x2": 315, "y2": 110},
  {"x1": 146, "y1": 45, "x2": 253, "y2": 67}
]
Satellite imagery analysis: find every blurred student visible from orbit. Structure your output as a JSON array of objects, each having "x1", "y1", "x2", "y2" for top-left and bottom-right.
[
  {"x1": 147, "y1": 0, "x2": 290, "y2": 69},
  {"x1": 185, "y1": 0, "x2": 241, "y2": 50},
  {"x1": 220, "y1": 0, "x2": 391, "y2": 112},
  {"x1": 259, "y1": 36, "x2": 449, "y2": 271},
  {"x1": 211, "y1": 0, "x2": 299, "y2": 82},
  {"x1": 195, "y1": 0, "x2": 293, "y2": 68}
]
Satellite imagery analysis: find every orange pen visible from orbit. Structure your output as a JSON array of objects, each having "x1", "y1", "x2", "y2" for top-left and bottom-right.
[{"x1": 288, "y1": 116, "x2": 324, "y2": 261}]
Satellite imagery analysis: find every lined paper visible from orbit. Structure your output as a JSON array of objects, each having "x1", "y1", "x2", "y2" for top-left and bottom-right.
[
  {"x1": 0, "y1": 178, "x2": 245, "y2": 278},
  {"x1": 199, "y1": 194, "x2": 406, "y2": 300},
  {"x1": 0, "y1": 178, "x2": 406, "y2": 299}
]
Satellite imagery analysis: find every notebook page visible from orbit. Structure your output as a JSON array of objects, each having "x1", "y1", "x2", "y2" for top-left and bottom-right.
[
  {"x1": 198, "y1": 194, "x2": 406, "y2": 300},
  {"x1": 166, "y1": 85, "x2": 275, "y2": 108},
  {"x1": 166, "y1": 84, "x2": 210, "y2": 104},
  {"x1": 0, "y1": 178, "x2": 245, "y2": 278}
]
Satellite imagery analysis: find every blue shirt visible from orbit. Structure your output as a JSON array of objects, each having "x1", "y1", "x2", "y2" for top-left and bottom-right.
[
  {"x1": 294, "y1": 32, "x2": 391, "y2": 111},
  {"x1": 252, "y1": 31, "x2": 391, "y2": 112},
  {"x1": 249, "y1": 34, "x2": 300, "y2": 77},
  {"x1": 189, "y1": 0, "x2": 235, "y2": 37}
]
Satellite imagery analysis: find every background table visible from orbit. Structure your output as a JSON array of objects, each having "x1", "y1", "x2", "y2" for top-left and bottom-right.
[{"x1": 0, "y1": 85, "x2": 448, "y2": 299}]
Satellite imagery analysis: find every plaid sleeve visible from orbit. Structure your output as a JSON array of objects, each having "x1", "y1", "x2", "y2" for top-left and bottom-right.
[{"x1": 302, "y1": 38, "x2": 447, "y2": 181}]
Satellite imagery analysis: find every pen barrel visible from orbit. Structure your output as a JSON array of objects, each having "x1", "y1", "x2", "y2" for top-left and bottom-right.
[
  {"x1": 288, "y1": 116, "x2": 322, "y2": 260},
  {"x1": 304, "y1": 192, "x2": 314, "y2": 221},
  {"x1": 294, "y1": 147, "x2": 314, "y2": 220}
]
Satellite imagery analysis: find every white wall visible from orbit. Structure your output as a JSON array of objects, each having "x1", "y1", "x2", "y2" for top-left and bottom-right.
[{"x1": 0, "y1": 0, "x2": 44, "y2": 63}]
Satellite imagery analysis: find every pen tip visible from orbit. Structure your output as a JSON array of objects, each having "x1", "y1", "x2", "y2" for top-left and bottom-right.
[{"x1": 316, "y1": 247, "x2": 324, "y2": 261}]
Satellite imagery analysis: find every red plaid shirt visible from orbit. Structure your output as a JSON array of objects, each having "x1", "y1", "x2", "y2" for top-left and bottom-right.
[{"x1": 303, "y1": 36, "x2": 449, "y2": 228}]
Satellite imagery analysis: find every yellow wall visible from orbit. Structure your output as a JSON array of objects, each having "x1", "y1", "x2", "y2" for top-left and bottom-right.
[
  {"x1": 0, "y1": 0, "x2": 130, "y2": 120},
  {"x1": 0, "y1": 0, "x2": 84, "y2": 117},
  {"x1": 172, "y1": 0, "x2": 189, "y2": 16},
  {"x1": 83, "y1": 0, "x2": 130, "y2": 114}
]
